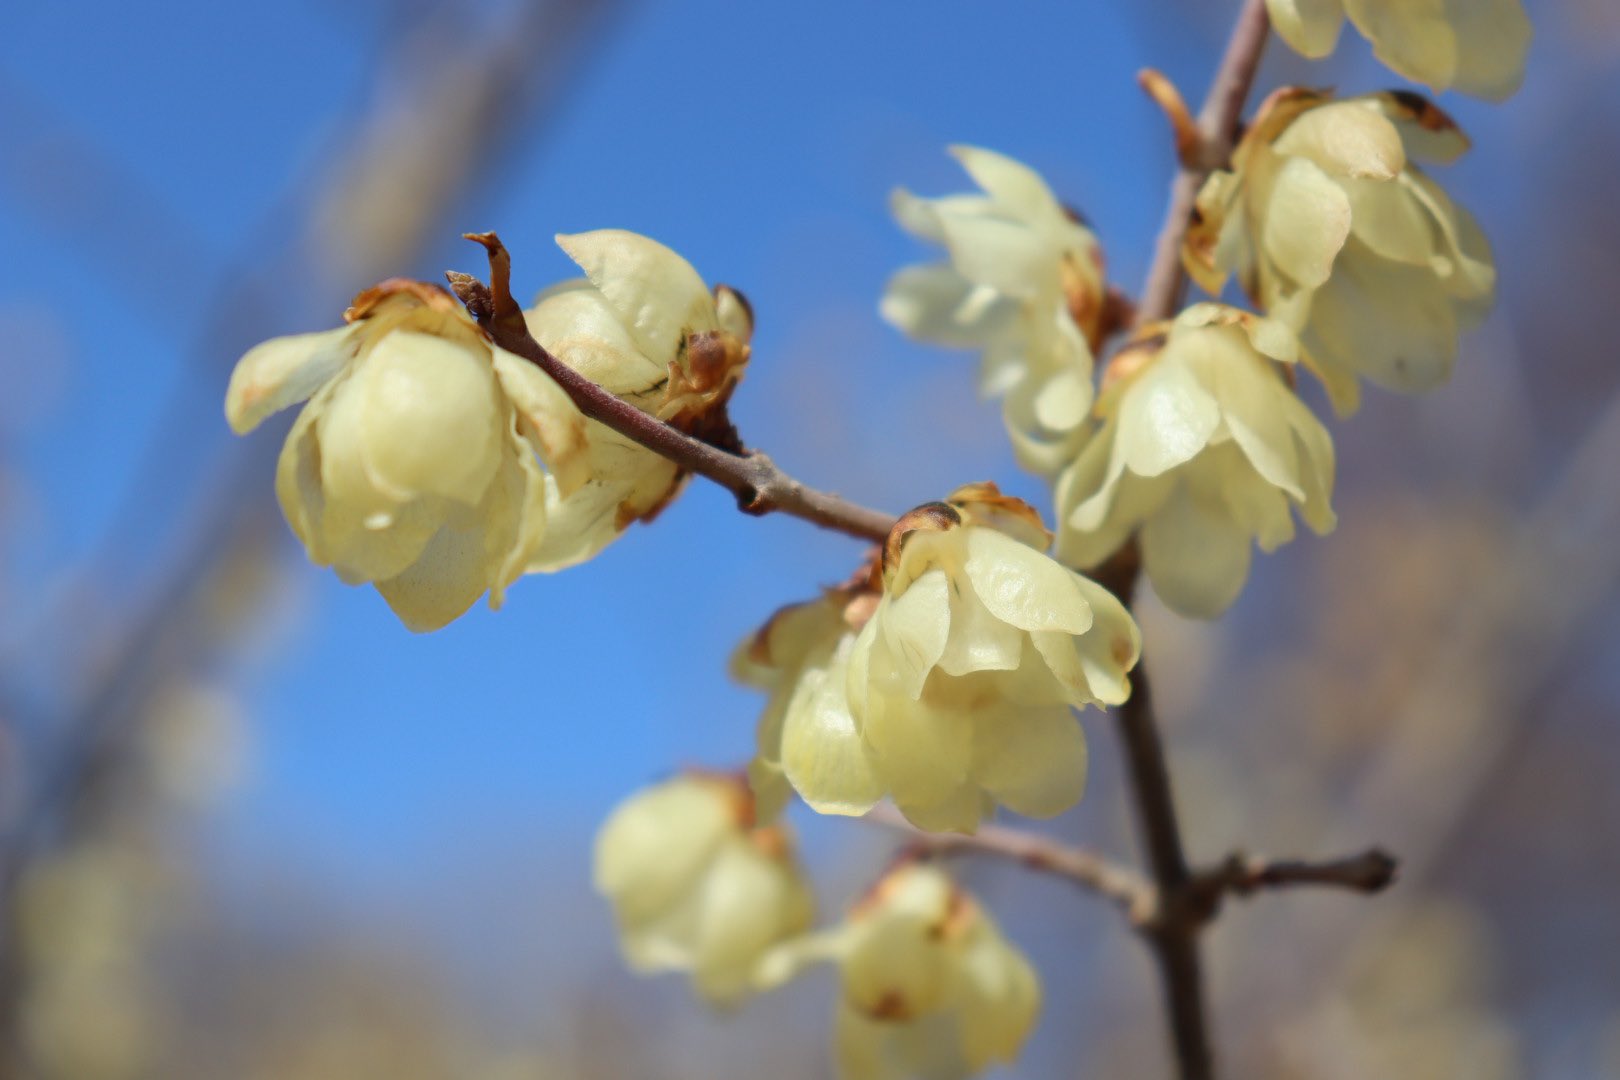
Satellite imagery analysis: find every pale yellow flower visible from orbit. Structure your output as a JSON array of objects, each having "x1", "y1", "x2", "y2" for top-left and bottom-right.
[
  {"x1": 1266, "y1": 0, "x2": 1531, "y2": 101},
  {"x1": 758, "y1": 863, "x2": 1039, "y2": 1080},
  {"x1": 593, "y1": 772, "x2": 814, "y2": 1008},
  {"x1": 740, "y1": 484, "x2": 1140, "y2": 834},
  {"x1": 1185, "y1": 90, "x2": 1494, "y2": 414},
  {"x1": 225, "y1": 281, "x2": 588, "y2": 632},
  {"x1": 1056, "y1": 305, "x2": 1336, "y2": 619},
  {"x1": 883, "y1": 147, "x2": 1106, "y2": 475},
  {"x1": 524, "y1": 229, "x2": 752, "y2": 571}
]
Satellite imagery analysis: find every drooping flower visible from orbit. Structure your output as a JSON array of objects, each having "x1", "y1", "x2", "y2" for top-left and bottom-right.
[
  {"x1": 739, "y1": 483, "x2": 1140, "y2": 834},
  {"x1": 524, "y1": 229, "x2": 753, "y2": 571},
  {"x1": 883, "y1": 147, "x2": 1108, "y2": 475},
  {"x1": 1185, "y1": 89, "x2": 1495, "y2": 415},
  {"x1": 224, "y1": 280, "x2": 589, "y2": 632},
  {"x1": 758, "y1": 862, "x2": 1039, "y2": 1080},
  {"x1": 1265, "y1": 0, "x2": 1531, "y2": 101},
  {"x1": 593, "y1": 771, "x2": 814, "y2": 1008},
  {"x1": 1055, "y1": 304, "x2": 1336, "y2": 619}
]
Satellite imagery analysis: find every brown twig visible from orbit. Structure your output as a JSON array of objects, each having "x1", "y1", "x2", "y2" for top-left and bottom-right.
[
  {"x1": 451, "y1": 233, "x2": 898, "y2": 545},
  {"x1": 862, "y1": 803, "x2": 1157, "y2": 921},
  {"x1": 862, "y1": 804, "x2": 1397, "y2": 930},
  {"x1": 1115, "y1": 2, "x2": 1273, "y2": 1078},
  {"x1": 1135, "y1": 0, "x2": 1272, "y2": 329}
]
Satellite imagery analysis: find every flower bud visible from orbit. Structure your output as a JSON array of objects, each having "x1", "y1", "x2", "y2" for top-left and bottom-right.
[
  {"x1": 1056, "y1": 304, "x2": 1336, "y2": 618},
  {"x1": 523, "y1": 230, "x2": 752, "y2": 571},
  {"x1": 883, "y1": 146, "x2": 1105, "y2": 475},
  {"x1": 1185, "y1": 90, "x2": 1495, "y2": 414},
  {"x1": 759, "y1": 863, "x2": 1039, "y2": 1079},
  {"x1": 593, "y1": 772, "x2": 814, "y2": 1008},
  {"x1": 224, "y1": 281, "x2": 588, "y2": 631}
]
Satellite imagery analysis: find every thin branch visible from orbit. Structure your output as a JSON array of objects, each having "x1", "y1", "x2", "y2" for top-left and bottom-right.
[
  {"x1": 452, "y1": 233, "x2": 899, "y2": 545},
  {"x1": 1135, "y1": 0, "x2": 1272, "y2": 327},
  {"x1": 861, "y1": 803, "x2": 1156, "y2": 920},
  {"x1": 862, "y1": 803, "x2": 1396, "y2": 931},
  {"x1": 1113, "y1": 661, "x2": 1214, "y2": 1080},
  {"x1": 1114, "y1": 3, "x2": 1272, "y2": 1078},
  {"x1": 1196, "y1": 849, "x2": 1399, "y2": 898}
]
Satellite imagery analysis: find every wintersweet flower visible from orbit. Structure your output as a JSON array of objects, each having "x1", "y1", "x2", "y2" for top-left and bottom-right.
[
  {"x1": 593, "y1": 772, "x2": 814, "y2": 1008},
  {"x1": 739, "y1": 483, "x2": 1140, "y2": 834},
  {"x1": 883, "y1": 147, "x2": 1107, "y2": 474},
  {"x1": 1055, "y1": 305, "x2": 1336, "y2": 619},
  {"x1": 758, "y1": 863, "x2": 1039, "y2": 1080},
  {"x1": 1184, "y1": 90, "x2": 1495, "y2": 415},
  {"x1": 524, "y1": 229, "x2": 753, "y2": 571},
  {"x1": 224, "y1": 280, "x2": 589, "y2": 632},
  {"x1": 1266, "y1": 0, "x2": 1531, "y2": 101}
]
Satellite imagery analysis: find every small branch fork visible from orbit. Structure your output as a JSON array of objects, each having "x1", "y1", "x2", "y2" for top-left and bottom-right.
[
  {"x1": 862, "y1": 806, "x2": 1395, "y2": 932},
  {"x1": 448, "y1": 232, "x2": 897, "y2": 545}
]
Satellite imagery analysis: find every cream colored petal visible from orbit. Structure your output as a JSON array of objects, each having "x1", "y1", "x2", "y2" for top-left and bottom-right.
[
  {"x1": 880, "y1": 264, "x2": 1016, "y2": 349},
  {"x1": 858, "y1": 661, "x2": 974, "y2": 812},
  {"x1": 225, "y1": 326, "x2": 352, "y2": 434},
  {"x1": 937, "y1": 213, "x2": 1058, "y2": 301},
  {"x1": 315, "y1": 360, "x2": 402, "y2": 525},
  {"x1": 526, "y1": 424, "x2": 680, "y2": 573},
  {"x1": 1346, "y1": 0, "x2": 1459, "y2": 92},
  {"x1": 1447, "y1": 0, "x2": 1532, "y2": 101},
  {"x1": 1059, "y1": 445, "x2": 1175, "y2": 570},
  {"x1": 1340, "y1": 175, "x2": 1436, "y2": 267},
  {"x1": 1188, "y1": 340, "x2": 1305, "y2": 499},
  {"x1": 1273, "y1": 101, "x2": 1405, "y2": 180},
  {"x1": 936, "y1": 585, "x2": 1025, "y2": 679},
  {"x1": 1116, "y1": 356, "x2": 1222, "y2": 478},
  {"x1": 1308, "y1": 241, "x2": 1458, "y2": 393},
  {"x1": 689, "y1": 844, "x2": 796, "y2": 1006},
  {"x1": 842, "y1": 915, "x2": 950, "y2": 1020},
  {"x1": 955, "y1": 925, "x2": 1041, "y2": 1071},
  {"x1": 948, "y1": 145, "x2": 1064, "y2": 228},
  {"x1": 876, "y1": 571, "x2": 952, "y2": 700},
  {"x1": 555, "y1": 229, "x2": 716, "y2": 363},
  {"x1": 369, "y1": 531, "x2": 480, "y2": 631},
  {"x1": 524, "y1": 283, "x2": 665, "y2": 395},
  {"x1": 781, "y1": 643, "x2": 885, "y2": 817},
  {"x1": 1140, "y1": 483, "x2": 1253, "y2": 618},
  {"x1": 1260, "y1": 156, "x2": 1353, "y2": 291},
  {"x1": 594, "y1": 778, "x2": 731, "y2": 922},
  {"x1": 274, "y1": 390, "x2": 330, "y2": 562},
  {"x1": 1403, "y1": 172, "x2": 1496, "y2": 303},
  {"x1": 962, "y1": 527, "x2": 1094, "y2": 635},
  {"x1": 358, "y1": 330, "x2": 504, "y2": 503},
  {"x1": 895, "y1": 782, "x2": 993, "y2": 835},
  {"x1": 484, "y1": 426, "x2": 544, "y2": 610},
  {"x1": 971, "y1": 704, "x2": 1085, "y2": 819},
  {"x1": 890, "y1": 189, "x2": 995, "y2": 244},
  {"x1": 1266, "y1": 0, "x2": 1346, "y2": 57},
  {"x1": 490, "y1": 349, "x2": 591, "y2": 496}
]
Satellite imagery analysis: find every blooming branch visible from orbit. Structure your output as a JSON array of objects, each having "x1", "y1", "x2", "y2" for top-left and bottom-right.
[{"x1": 449, "y1": 232, "x2": 899, "y2": 544}]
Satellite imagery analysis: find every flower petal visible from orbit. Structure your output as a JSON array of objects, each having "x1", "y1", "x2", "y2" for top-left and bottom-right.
[
  {"x1": 1140, "y1": 482, "x2": 1254, "y2": 618},
  {"x1": 1259, "y1": 156, "x2": 1353, "y2": 290},
  {"x1": 555, "y1": 229, "x2": 716, "y2": 363},
  {"x1": 1266, "y1": 0, "x2": 1346, "y2": 57},
  {"x1": 225, "y1": 327, "x2": 352, "y2": 434},
  {"x1": 358, "y1": 330, "x2": 504, "y2": 503},
  {"x1": 971, "y1": 704, "x2": 1086, "y2": 819},
  {"x1": 962, "y1": 528, "x2": 1094, "y2": 635}
]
